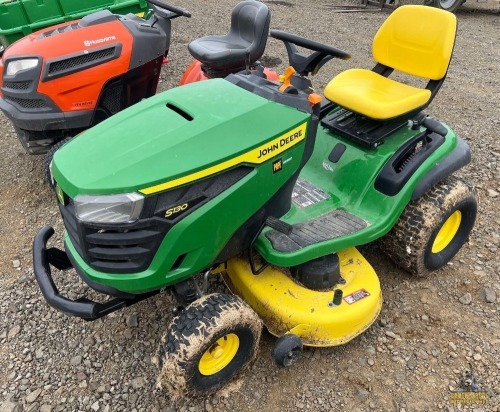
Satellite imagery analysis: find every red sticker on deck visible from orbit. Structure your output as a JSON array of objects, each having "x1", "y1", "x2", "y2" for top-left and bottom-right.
[{"x1": 343, "y1": 289, "x2": 370, "y2": 304}]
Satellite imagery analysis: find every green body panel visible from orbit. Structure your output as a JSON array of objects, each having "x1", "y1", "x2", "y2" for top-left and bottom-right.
[
  {"x1": 65, "y1": 133, "x2": 308, "y2": 293},
  {"x1": 58, "y1": 79, "x2": 310, "y2": 293},
  {"x1": 53, "y1": 79, "x2": 308, "y2": 198},
  {"x1": 255, "y1": 122, "x2": 458, "y2": 267}
]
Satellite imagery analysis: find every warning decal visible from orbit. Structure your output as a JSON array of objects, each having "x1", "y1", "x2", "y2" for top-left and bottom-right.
[
  {"x1": 292, "y1": 177, "x2": 331, "y2": 208},
  {"x1": 343, "y1": 289, "x2": 370, "y2": 305}
]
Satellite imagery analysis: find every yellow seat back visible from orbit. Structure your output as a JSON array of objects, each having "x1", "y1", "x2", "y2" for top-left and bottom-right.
[{"x1": 373, "y1": 5, "x2": 457, "y2": 81}]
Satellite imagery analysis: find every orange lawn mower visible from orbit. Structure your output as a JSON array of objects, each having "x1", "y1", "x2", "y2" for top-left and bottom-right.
[{"x1": 0, "y1": 0, "x2": 191, "y2": 156}]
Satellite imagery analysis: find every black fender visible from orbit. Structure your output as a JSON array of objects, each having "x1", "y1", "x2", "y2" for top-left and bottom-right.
[{"x1": 411, "y1": 138, "x2": 471, "y2": 200}]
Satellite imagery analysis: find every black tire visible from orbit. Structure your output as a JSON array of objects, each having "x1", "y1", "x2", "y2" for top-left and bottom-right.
[
  {"x1": 44, "y1": 137, "x2": 73, "y2": 188},
  {"x1": 431, "y1": 0, "x2": 464, "y2": 13},
  {"x1": 156, "y1": 293, "x2": 262, "y2": 399},
  {"x1": 13, "y1": 126, "x2": 50, "y2": 155},
  {"x1": 379, "y1": 176, "x2": 477, "y2": 276},
  {"x1": 272, "y1": 334, "x2": 303, "y2": 368}
]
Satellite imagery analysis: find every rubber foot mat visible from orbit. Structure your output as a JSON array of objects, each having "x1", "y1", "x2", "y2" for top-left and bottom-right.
[{"x1": 265, "y1": 210, "x2": 367, "y2": 253}]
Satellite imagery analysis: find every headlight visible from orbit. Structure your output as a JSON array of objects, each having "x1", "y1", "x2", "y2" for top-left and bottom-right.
[
  {"x1": 74, "y1": 193, "x2": 144, "y2": 224},
  {"x1": 6, "y1": 58, "x2": 38, "y2": 76}
]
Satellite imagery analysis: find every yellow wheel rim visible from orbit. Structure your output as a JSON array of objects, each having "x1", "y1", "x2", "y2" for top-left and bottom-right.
[
  {"x1": 198, "y1": 333, "x2": 239, "y2": 376},
  {"x1": 432, "y1": 210, "x2": 462, "y2": 253}
]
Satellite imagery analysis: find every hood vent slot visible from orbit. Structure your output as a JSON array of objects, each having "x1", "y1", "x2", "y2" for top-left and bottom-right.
[
  {"x1": 38, "y1": 22, "x2": 80, "y2": 39},
  {"x1": 166, "y1": 103, "x2": 193, "y2": 121},
  {"x1": 48, "y1": 47, "x2": 115, "y2": 75},
  {"x1": 43, "y1": 45, "x2": 121, "y2": 81}
]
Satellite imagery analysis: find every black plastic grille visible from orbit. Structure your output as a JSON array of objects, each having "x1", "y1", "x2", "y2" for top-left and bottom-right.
[
  {"x1": 48, "y1": 47, "x2": 115, "y2": 75},
  {"x1": 155, "y1": 167, "x2": 252, "y2": 214},
  {"x1": 101, "y1": 85, "x2": 123, "y2": 114},
  {"x1": 3, "y1": 80, "x2": 32, "y2": 90},
  {"x1": 59, "y1": 200, "x2": 169, "y2": 274},
  {"x1": 5, "y1": 96, "x2": 47, "y2": 109}
]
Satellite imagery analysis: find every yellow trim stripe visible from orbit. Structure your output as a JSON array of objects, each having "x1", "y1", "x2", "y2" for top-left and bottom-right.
[{"x1": 139, "y1": 122, "x2": 308, "y2": 195}]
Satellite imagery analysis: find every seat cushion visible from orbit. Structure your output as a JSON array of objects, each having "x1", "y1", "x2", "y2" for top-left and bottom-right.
[
  {"x1": 188, "y1": 35, "x2": 251, "y2": 69},
  {"x1": 324, "y1": 69, "x2": 431, "y2": 120}
]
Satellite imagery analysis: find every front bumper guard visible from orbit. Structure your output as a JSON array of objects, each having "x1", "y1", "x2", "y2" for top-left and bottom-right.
[{"x1": 33, "y1": 225, "x2": 158, "y2": 321}]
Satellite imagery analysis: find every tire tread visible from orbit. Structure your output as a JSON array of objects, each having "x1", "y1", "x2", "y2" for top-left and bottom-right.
[{"x1": 379, "y1": 176, "x2": 477, "y2": 276}]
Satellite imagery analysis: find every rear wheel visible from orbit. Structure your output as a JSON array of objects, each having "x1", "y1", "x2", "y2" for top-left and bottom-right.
[
  {"x1": 430, "y1": 0, "x2": 464, "y2": 13},
  {"x1": 379, "y1": 176, "x2": 477, "y2": 276},
  {"x1": 156, "y1": 293, "x2": 261, "y2": 399}
]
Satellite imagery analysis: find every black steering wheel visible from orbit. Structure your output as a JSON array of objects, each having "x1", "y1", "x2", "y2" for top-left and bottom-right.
[
  {"x1": 146, "y1": 0, "x2": 191, "y2": 18},
  {"x1": 270, "y1": 30, "x2": 350, "y2": 76}
]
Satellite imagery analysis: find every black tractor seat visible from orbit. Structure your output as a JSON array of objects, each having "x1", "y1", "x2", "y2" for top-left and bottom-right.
[{"x1": 188, "y1": 0, "x2": 270, "y2": 72}]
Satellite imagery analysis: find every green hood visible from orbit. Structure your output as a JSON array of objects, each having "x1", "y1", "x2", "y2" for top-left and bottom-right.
[{"x1": 53, "y1": 79, "x2": 309, "y2": 198}]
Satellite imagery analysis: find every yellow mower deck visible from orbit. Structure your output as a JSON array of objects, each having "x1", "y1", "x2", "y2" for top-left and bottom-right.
[{"x1": 223, "y1": 248, "x2": 382, "y2": 347}]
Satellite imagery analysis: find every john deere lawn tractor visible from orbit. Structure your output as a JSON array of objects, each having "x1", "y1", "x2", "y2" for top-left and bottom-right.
[{"x1": 34, "y1": 5, "x2": 477, "y2": 398}]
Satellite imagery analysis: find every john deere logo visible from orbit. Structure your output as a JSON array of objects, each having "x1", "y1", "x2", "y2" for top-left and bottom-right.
[{"x1": 56, "y1": 185, "x2": 65, "y2": 205}]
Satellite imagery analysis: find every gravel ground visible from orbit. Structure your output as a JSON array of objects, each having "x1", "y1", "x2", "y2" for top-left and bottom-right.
[{"x1": 1, "y1": 1, "x2": 499, "y2": 411}]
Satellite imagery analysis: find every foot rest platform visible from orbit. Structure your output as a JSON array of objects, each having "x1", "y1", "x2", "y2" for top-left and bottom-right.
[{"x1": 265, "y1": 210, "x2": 367, "y2": 253}]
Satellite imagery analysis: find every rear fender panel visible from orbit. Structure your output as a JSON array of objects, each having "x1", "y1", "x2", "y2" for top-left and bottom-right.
[{"x1": 411, "y1": 137, "x2": 470, "y2": 199}]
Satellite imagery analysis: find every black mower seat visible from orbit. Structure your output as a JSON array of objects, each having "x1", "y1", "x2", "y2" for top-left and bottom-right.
[{"x1": 188, "y1": 0, "x2": 270, "y2": 71}]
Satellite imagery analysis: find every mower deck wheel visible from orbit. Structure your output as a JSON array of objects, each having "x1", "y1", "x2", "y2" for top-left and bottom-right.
[
  {"x1": 272, "y1": 333, "x2": 303, "y2": 367},
  {"x1": 379, "y1": 176, "x2": 477, "y2": 276},
  {"x1": 156, "y1": 293, "x2": 261, "y2": 399}
]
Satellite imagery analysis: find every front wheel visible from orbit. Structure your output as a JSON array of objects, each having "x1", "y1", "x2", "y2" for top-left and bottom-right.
[
  {"x1": 156, "y1": 293, "x2": 261, "y2": 399},
  {"x1": 44, "y1": 137, "x2": 73, "y2": 188},
  {"x1": 379, "y1": 176, "x2": 477, "y2": 276}
]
